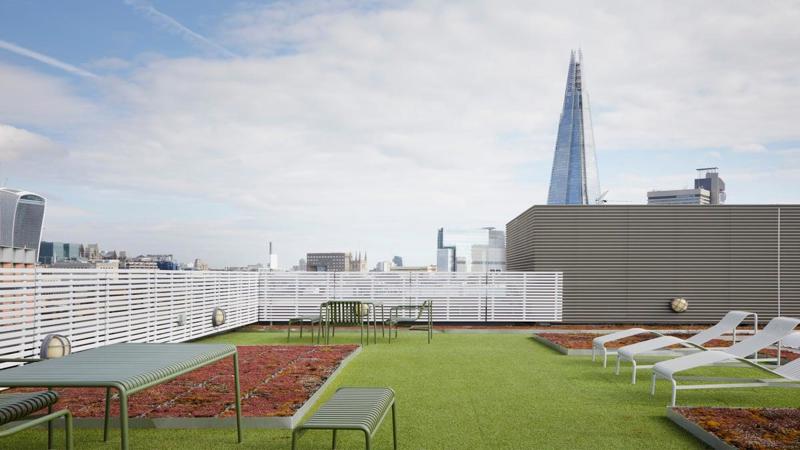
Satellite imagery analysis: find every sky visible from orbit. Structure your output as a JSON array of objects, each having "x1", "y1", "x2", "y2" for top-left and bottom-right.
[{"x1": 0, "y1": 1, "x2": 799, "y2": 268}]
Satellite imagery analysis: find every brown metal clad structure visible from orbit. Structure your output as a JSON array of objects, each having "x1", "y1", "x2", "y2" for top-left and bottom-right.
[{"x1": 506, "y1": 205, "x2": 799, "y2": 323}]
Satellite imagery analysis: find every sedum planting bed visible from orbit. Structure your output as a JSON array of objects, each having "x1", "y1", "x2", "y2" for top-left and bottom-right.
[
  {"x1": 536, "y1": 332, "x2": 732, "y2": 350},
  {"x1": 674, "y1": 407, "x2": 800, "y2": 449}
]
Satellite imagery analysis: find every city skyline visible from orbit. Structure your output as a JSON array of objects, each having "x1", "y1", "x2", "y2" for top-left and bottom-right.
[{"x1": 1, "y1": 2, "x2": 799, "y2": 266}]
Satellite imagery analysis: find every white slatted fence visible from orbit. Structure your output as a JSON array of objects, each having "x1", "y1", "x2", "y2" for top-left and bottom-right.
[{"x1": 0, "y1": 269, "x2": 561, "y2": 366}]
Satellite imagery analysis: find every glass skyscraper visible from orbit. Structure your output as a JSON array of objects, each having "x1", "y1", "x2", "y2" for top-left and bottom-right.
[
  {"x1": 436, "y1": 227, "x2": 506, "y2": 272},
  {"x1": 547, "y1": 50, "x2": 601, "y2": 205}
]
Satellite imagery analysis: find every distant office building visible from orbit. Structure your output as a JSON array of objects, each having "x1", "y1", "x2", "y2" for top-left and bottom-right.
[
  {"x1": 295, "y1": 258, "x2": 306, "y2": 272},
  {"x1": 82, "y1": 243, "x2": 100, "y2": 260},
  {"x1": 648, "y1": 188, "x2": 711, "y2": 205},
  {"x1": 267, "y1": 242, "x2": 278, "y2": 270},
  {"x1": 647, "y1": 168, "x2": 726, "y2": 205},
  {"x1": 547, "y1": 51, "x2": 602, "y2": 205},
  {"x1": 157, "y1": 260, "x2": 179, "y2": 270},
  {"x1": 374, "y1": 261, "x2": 392, "y2": 272},
  {"x1": 306, "y1": 252, "x2": 367, "y2": 272},
  {"x1": 39, "y1": 241, "x2": 82, "y2": 264},
  {"x1": 307, "y1": 253, "x2": 350, "y2": 272},
  {"x1": 94, "y1": 260, "x2": 119, "y2": 270},
  {"x1": 436, "y1": 228, "x2": 506, "y2": 272},
  {"x1": 125, "y1": 260, "x2": 158, "y2": 270},
  {"x1": 194, "y1": 259, "x2": 209, "y2": 271},
  {"x1": 0, "y1": 188, "x2": 46, "y2": 266},
  {"x1": 694, "y1": 167, "x2": 726, "y2": 204},
  {"x1": 392, "y1": 256, "x2": 403, "y2": 267}
]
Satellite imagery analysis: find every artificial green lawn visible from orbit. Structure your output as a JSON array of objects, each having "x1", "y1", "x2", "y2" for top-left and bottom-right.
[{"x1": 5, "y1": 330, "x2": 799, "y2": 449}]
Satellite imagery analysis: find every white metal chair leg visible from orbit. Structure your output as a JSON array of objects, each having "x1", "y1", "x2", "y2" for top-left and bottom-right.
[
  {"x1": 670, "y1": 379, "x2": 678, "y2": 406},
  {"x1": 651, "y1": 373, "x2": 657, "y2": 396},
  {"x1": 631, "y1": 359, "x2": 638, "y2": 384},
  {"x1": 615, "y1": 356, "x2": 621, "y2": 375}
]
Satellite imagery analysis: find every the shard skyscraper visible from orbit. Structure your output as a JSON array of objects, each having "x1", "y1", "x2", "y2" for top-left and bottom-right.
[{"x1": 547, "y1": 50, "x2": 601, "y2": 205}]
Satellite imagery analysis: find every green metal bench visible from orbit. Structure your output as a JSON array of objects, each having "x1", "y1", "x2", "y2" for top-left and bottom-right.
[
  {"x1": 292, "y1": 387, "x2": 397, "y2": 450},
  {"x1": 0, "y1": 391, "x2": 73, "y2": 450}
]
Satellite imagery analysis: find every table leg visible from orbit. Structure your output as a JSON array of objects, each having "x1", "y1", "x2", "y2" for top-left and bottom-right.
[
  {"x1": 65, "y1": 410, "x2": 74, "y2": 450},
  {"x1": 372, "y1": 305, "x2": 377, "y2": 344},
  {"x1": 381, "y1": 306, "x2": 385, "y2": 338},
  {"x1": 104, "y1": 387, "x2": 112, "y2": 441},
  {"x1": 119, "y1": 390, "x2": 129, "y2": 450},
  {"x1": 47, "y1": 387, "x2": 53, "y2": 449},
  {"x1": 234, "y1": 352, "x2": 243, "y2": 443}
]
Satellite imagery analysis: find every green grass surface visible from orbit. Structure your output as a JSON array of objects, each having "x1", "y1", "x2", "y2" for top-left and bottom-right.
[{"x1": 4, "y1": 330, "x2": 799, "y2": 449}]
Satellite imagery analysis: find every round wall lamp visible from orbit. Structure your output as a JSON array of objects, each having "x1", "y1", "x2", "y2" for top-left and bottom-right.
[
  {"x1": 40, "y1": 334, "x2": 72, "y2": 360},
  {"x1": 212, "y1": 307, "x2": 226, "y2": 327},
  {"x1": 670, "y1": 297, "x2": 689, "y2": 313}
]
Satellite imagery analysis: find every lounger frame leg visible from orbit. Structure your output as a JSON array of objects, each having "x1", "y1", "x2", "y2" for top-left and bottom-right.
[
  {"x1": 391, "y1": 402, "x2": 398, "y2": 450},
  {"x1": 332, "y1": 429, "x2": 337, "y2": 449}
]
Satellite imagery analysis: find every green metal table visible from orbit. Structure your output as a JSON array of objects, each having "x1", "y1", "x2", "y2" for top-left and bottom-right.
[{"x1": 0, "y1": 343, "x2": 242, "y2": 450}]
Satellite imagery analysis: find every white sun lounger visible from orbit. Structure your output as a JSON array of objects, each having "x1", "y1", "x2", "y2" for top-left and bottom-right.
[
  {"x1": 614, "y1": 311, "x2": 758, "y2": 383},
  {"x1": 650, "y1": 317, "x2": 800, "y2": 406},
  {"x1": 592, "y1": 328, "x2": 653, "y2": 367}
]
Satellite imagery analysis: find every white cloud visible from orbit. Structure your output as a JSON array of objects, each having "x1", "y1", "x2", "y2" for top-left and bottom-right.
[
  {"x1": 4, "y1": 0, "x2": 800, "y2": 265},
  {"x1": 0, "y1": 63, "x2": 98, "y2": 128},
  {"x1": 731, "y1": 143, "x2": 767, "y2": 153},
  {"x1": 0, "y1": 124, "x2": 56, "y2": 159}
]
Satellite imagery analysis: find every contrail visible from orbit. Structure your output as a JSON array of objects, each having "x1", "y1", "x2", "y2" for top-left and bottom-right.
[
  {"x1": 0, "y1": 40, "x2": 99, "y2": 79},
  {"x1": 124, "y1": 0, "x2": 238, "y2": 58}
]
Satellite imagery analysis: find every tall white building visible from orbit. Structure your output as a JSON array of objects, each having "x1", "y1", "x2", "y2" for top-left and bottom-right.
[
  {"x1": 0, "y1": 188, "x2": 46, "y2": 266},
  {"x1": 437, "y1": 227, "x2": 506, "y2": 272}
]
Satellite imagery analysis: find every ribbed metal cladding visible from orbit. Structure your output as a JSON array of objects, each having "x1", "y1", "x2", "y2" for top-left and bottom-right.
[{"x1": 506, "y1": 205, "x2": 799, "y2": 323}]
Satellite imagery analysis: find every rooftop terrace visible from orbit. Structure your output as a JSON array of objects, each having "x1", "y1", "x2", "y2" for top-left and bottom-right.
[{"x1": 4, "y1": 328, "x2": 799, "y2": 449}]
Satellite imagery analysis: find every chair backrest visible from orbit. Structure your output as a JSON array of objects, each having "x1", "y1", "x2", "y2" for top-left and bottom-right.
[
  {"x1": 782, "y1": 332, "x2": 800, "y2": 350},
  {"x1": 727, "y1": 317, "x2": 800, "y2": 358},
  {"x1": 415, "y1": 301, "x2": 431, "y2": 320},
  {"x1": 686, "y1": 310, "x2": 755, "y2": 345},
  {"x1": 774, "y1": 332, "x2": 800, "y2": 380},
  {"x1": 324, "y1": 301, "x2": 365, "y2": 325}
]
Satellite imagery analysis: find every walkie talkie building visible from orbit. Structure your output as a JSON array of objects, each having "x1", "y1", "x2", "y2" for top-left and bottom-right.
[
  {"x1": 547, "y1": 50, "x2": 601, "y2": 205},
  {"x1": 0, "y1": 188, "x2": 46, "y2": 258}
]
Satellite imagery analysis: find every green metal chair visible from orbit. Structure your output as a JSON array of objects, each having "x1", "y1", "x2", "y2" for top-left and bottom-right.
[
  {"x1": 319, "y1": 301, "x2": 370, "y2": 345},
  {"x1": 0, "y1": 391, "x2": 73, "y2": 450},
  {"x1": 288, "y1": 315, "x2": 322, "y2": 342},
  {"x1": 387, "y1": 300, "x2": 433, "y2": 343}
]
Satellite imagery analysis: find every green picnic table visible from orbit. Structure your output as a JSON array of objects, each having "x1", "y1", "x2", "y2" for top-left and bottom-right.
[{"x1": 0, "y1": 343, "x2": 242, "y2": 450}]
